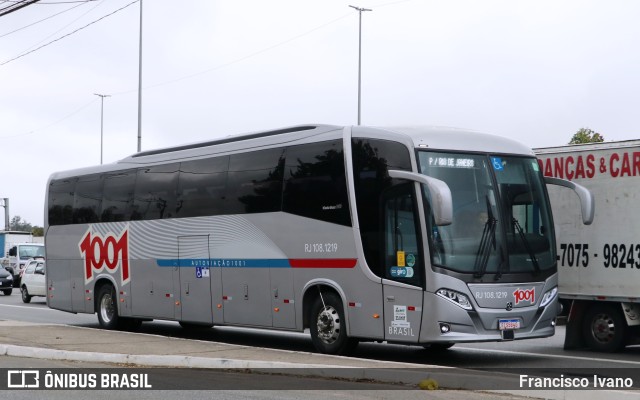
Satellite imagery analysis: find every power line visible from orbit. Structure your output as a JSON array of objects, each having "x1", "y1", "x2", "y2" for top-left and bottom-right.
[
  {"x1": 17, "y1": 0, "x2": 104, "y2": 54},
  {"x1": 0, "y1": 1, "x2": 86, "y2": 39},
  {"x1": 0, "y1": 0, "x2": 40, "y2": 17},
  {"x1": 0, "y1": 0, "x2": 138, "y2": 66},
  {"x1": 113, "y1": 11, "x2": 353, "y2": 95},
  {"x1": 0, "y1": 98, "x2": 97, "y2": 139}
]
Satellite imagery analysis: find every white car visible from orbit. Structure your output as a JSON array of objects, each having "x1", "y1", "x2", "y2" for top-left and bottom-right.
[{"x1": 20, "y1": 260, "x2": 45, "y2": 303}]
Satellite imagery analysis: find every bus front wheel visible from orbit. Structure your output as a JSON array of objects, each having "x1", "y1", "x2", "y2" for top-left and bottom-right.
[{"x1": 309, "y1": 292, "x2": 358, "y2": 355}]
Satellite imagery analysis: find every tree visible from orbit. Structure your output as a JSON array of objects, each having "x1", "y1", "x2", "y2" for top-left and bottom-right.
[
  {"x1": 31, "y1": 227, "x2": 44, "y2": 237},
  {"x1": 569, "y1": 128, "x2": 604, "y2": 144},
  {"x1": 9, "y1": 216, "x2": 32, "y2": 232}
]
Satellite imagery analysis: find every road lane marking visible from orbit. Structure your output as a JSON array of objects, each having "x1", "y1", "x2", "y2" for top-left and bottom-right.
[
  {"x1": 459, "y1": 346, "x2": 640, "y2": 365},
  {"x1": 0, "y1": 304, "x2": 55, "y2": 311}
]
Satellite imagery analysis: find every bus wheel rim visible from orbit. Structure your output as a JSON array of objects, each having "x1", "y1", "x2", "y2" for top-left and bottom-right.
[
  {"x1": 316, "y1": 306, "x2": 340, "y2": 344},
  {"x1": 100, "y1": 292, "x2": 115, "y2": 323}
]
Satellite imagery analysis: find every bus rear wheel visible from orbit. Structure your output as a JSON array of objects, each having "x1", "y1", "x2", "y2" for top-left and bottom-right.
[
  {"x1": 309, "y1": 292, "x2": 358, "y2": 355},
  {"x1": 97, "y1": 284, "x2": 120, "y2": 330},
  {"x1": 582, "y1": 304, "x2": 626, "y2": 352}
]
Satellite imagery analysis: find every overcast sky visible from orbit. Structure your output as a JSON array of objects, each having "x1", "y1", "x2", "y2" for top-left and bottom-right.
[{"x1": 2, "y1": 0, "x2": 639, "y2": 227}]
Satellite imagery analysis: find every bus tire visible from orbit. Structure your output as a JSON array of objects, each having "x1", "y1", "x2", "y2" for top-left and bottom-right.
[
  {"x1": 582, "y1": 303, "x2": 626, "y2": 352},
  {"x1": 96, "y1": 284, "x2": 120, "y2": 330},
  {"x1": 309, "y1": 292, "x2": 358, "y2": 355}
]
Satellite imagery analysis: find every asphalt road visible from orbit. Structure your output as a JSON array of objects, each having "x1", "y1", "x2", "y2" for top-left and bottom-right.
[{"x1": 0, "y1": 293, "x2": 638, "y2": 371}]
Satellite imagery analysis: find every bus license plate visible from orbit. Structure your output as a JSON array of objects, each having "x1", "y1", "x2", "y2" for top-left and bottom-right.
[{"x1": 499, "y1": 319, "x2": 520, "y2": 330}]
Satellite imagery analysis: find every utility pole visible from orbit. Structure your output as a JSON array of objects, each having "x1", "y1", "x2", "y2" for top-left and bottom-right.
[
  {"x1": 349, "y1": 5, "x2": 372, "y2": 126},
  {"x1": 137, "y1": 0, "x2": 143, "y2": 152},
  {"x1": 1, "y1": 198, "x2": 9, "y2": 231},
  {"x1": 94, "y1": 93, "x2": 110, "y2": 164}
]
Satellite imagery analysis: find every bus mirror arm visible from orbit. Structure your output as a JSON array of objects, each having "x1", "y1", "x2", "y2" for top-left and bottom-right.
[
  {"x1": 544, "y1": 177, "x2": 594, "y2": 225},
  {"x1": 388, "y1": 170, "x2": 453, "y2": 226}
]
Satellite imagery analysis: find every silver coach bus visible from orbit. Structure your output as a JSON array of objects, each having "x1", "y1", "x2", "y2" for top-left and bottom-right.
[{"x1": 44, "y1": 125, "x2": 593, "y2": 354}]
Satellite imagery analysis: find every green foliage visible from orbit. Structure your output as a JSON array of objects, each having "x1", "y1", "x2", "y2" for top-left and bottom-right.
[
  {"x1": 569, "y1": 128, "x2": 604, "y2": 144},
  {"x1": 8, "y1": 216, "x2": 43, "y2": 236},
  {"x1": 9, "y1": 216, "x2": 31, "y2": 232}
]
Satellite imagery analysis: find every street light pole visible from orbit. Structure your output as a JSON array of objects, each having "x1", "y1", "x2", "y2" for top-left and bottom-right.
[
  {"x1": 349, "y1": 5, "x2": 371, "y2": 126},
  {"x1": 94, "y1": 93, "x2": 110, "y2": 164},
  {"x1": 137, "y1": 0, "x2": 143, "y2": 152}
]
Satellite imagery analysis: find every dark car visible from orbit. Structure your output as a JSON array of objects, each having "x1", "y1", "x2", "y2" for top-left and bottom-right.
[{"x1": 0, "y1": 267, "x2": 13, "y2": 295}]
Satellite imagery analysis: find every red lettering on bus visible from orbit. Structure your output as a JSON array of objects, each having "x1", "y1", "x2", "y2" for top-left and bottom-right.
[
  {"x1": 513, "y1": 288, "x2": 535, "y2": 305},
  {"x1": 79, "y1": 227, "x2": 130, "y2": 285}
]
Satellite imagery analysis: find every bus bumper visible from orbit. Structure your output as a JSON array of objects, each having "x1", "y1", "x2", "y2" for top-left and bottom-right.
[{"x1": 419, "y1": 291, "x2": 557, "y2": 343}]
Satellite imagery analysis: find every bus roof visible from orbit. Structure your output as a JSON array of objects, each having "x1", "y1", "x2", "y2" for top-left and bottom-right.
[{"x1": 49, "y1": 124, "x2": 534, "y2": 180}]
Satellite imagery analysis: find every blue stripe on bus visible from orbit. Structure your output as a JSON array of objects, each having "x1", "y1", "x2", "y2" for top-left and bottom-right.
[
  {"x1": 155, "y1": 258, "x2": 358, "y2": 269},
  {"x1": 156, "y1": 259, "x2": 290, "y2": 268}
]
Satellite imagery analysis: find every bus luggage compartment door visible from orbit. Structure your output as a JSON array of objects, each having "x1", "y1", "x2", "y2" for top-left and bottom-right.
[{"x1": 177, "y1": 235, "x2": 213, "y2": 325}]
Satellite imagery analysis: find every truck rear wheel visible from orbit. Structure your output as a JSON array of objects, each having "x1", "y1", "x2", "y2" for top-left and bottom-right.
[{"x1": 582, "y1": 303, "x2": 626, "y2": 352}]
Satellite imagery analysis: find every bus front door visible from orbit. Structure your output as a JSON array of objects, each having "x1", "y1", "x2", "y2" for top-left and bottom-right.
[
  {"x1": 177, "y1": 235, "x2": 214, "y2": 325},
  {"x1": 381, "y1": 184, "x2": 423, "y2": 343}
]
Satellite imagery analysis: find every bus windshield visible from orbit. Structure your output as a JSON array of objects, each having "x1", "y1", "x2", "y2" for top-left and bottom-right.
[{"x1": 418, "y1": 151, "x2": 555, "y2": 277}]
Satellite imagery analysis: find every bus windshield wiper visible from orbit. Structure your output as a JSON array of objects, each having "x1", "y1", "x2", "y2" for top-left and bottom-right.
[
  {"x1": 512, "y1": 218, "x2": 540, "y2": 275},
  {"x1": 473, "y1": 197, "x2": 497, "y2": 278}
]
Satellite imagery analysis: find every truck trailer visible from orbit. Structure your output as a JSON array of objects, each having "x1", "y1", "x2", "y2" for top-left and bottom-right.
[{"x1": 536, "y1": 140, "x2": 640, "y2": 352}]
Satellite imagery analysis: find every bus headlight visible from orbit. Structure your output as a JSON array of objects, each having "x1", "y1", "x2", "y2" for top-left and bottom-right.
[
  {"x1": 539, "y1": 287, "x2": 557, "y2": 308},
  {"x1": 436, "y1": 288, "x2": 473, "y2": 311}
]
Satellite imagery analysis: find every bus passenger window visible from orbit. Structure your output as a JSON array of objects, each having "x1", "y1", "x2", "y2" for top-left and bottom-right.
[
  {"x1": 48, "y1": 178, "x2": 77, "y2": 226},
  {"x1": 226, "y1": 148, "x2": 285, "y2": 214},
  {"x1": 132, "y1": 164, "x2": 179, "y2": 220},
  {"x1": 73, "y1": 174, "x2": 102, "y2": 224},
  {"x1": 282, "y1": 140, "x2": 350, "y2": 226},
  {"x1": 177, "y1": 156, "x2": 229, "y2": 218},
  {"x1": 100, "y1": 170, "x2": 136, "y2": 222}
]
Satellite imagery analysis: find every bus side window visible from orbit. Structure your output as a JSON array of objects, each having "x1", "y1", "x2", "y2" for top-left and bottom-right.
[
  {"x1": 100, "y1": 170, "x2": 136, "y2": 222},
  {"x1": 73, "y1": 174, "x2": 102, "y2": 224},
  {"x1": 132, "y1": 163, "x2": 180, "y2": 220},
  {"x1": 226, "y1": 148, "x2": 285, "y2": 214},
  {"x1": 48, "y1": 178, "x2": 77, "y2": 226},
  {"x1": 177, "y1": 156, "x2": 229, "y2": 218},
  {"x1": 282, "y1": 140, "x2": 351, "y2": 226}
]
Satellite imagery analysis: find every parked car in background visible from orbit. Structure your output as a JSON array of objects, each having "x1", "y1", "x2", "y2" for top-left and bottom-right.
[
  {"x1": 17, "y1": 257, "x2": 44, "y2": 287},
  {"x1": 0, "y1": 267, "x2": 13, "y2": 296},
  {"x1": 20, "y1": 260, "x2": 45, "y2": 303}
]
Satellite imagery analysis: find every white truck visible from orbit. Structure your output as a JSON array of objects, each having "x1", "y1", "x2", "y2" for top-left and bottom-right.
[
  {"x1": 536, "y1": 140, "x2": 640, "y2": 352},
  {"x1": 0, "y1": 231, "x2": 45, "y2": 285}
]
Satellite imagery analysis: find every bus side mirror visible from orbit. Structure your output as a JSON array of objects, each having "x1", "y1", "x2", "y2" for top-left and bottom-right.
[
  {"x1": 388, "y1": 170, "x2": 453, "y2": 226},
  {"x1": 8, "y1": 247, "x2": 16, "y2": 257},
  {"x1": 544, "y1": 176, "x2": 594, "y2": 225}
]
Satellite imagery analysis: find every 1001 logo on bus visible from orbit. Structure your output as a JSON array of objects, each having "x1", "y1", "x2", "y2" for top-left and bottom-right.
[{"x1": 79, "y1": 227, "x2": 130, "y2": 285}]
